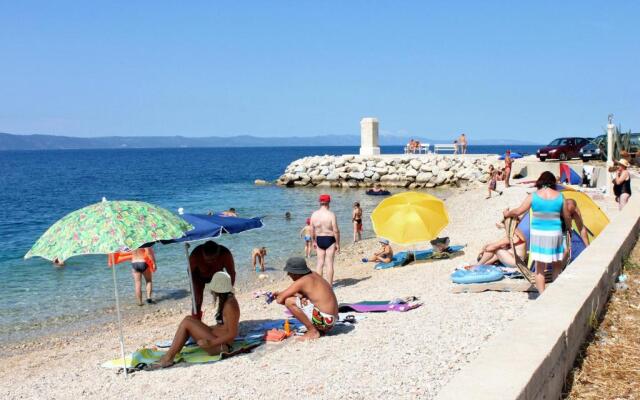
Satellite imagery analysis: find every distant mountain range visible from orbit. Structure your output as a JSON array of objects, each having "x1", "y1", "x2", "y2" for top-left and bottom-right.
[{"x1": 0, "y1": 132, "x2": 542, "y2": 151}]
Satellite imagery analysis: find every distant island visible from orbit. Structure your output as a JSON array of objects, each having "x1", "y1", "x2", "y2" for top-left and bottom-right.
[{"x1": 0, "y1": 132, "x2": 542, "y2": 151}]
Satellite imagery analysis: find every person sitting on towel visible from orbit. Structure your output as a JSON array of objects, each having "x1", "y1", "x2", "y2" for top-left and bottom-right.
[
  {"x1": 363, "y1": 238, "x2": 393, "y2": 263},
  {"x1": 477, "y1": 223, "x2": 527, "y2": 268},
  {"x1": 151, "y1": 272, "x2": 239, "y2": 369},
  {"x1": 275, "y1": 257, "x2": 339, "y2": 341}
]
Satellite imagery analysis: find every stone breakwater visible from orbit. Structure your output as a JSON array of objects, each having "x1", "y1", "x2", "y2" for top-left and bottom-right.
[{"x1": 276, "y1": 154, "x2": 496, "y2": 188}]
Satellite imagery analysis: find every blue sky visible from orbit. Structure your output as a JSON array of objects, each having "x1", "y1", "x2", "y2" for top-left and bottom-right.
[{"x1": 1, "y1": 1, "x2": 638, "y2": 142}]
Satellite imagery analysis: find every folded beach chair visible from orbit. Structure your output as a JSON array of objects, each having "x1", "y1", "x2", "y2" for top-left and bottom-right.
[{"x1": 506, "y1": 217, "x2": 535, "y2": 284}]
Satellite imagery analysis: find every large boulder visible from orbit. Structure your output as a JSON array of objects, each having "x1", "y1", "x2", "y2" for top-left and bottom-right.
[
  {"x1": 434, "y1": 171, "x2": 447, "y2": 185},
  {"x1": 419, "y1": 163, "x2": 432, "y2": 172},
  {"x1": 348, "y1": 172, "x2": 365, "y2": 180},
  {"x1": 254, "y1": 179, "x2": 269, "y2": 185},
  {"x1": 380, "y1": 173, "x2": 399, "y2": 182},
  {"x1": 294, "y1": 165, "x2": 306, "y2": 174},
  {"x1": 372, "y1": 172, "x2": 381, "y2": 181},
  {"x1": 405, "y1": 167, "x2": 418, "y2": 178},
  {"x1": 320, "y1": 167, "x2": 330, "y2": 176},
  {"x1": 376, "y1": 160, "x2": 387, "y2": 168},
  {"x1": 416, "y1": 172, "x2": 433, "y2": 183},
  {"x1": 409, "y1": 159, "x2": 422, "y2": 170},
  {"x1": 363, "y1": 170, "x2": 374, "y2": 178},
  {"x1": 366, "y1": 160, "x2": 376, "y2": 167},
  {"x1": 373, "y1": 167, "x2": 388, "y2": 175},
  {"x1": 326, "y1": 173, "x2": 339, "y2": 181}
]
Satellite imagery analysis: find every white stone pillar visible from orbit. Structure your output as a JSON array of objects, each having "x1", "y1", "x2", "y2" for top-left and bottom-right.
[
  {"x1": 360, "y1": 117, "x2": 380, "y2": 156},
  {"x1": 606, "y1": 119, "x2": 616, "y2": 196}
]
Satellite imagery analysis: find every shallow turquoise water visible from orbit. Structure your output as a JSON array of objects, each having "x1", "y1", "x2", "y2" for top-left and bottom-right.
[{"x1": 0, "y1": 145, "x2": 538, "y2": 339}]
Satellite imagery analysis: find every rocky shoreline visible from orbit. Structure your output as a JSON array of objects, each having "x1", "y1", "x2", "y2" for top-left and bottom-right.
[{"x1": 276, "y1": 154, "x2": 496, "y2": 188}]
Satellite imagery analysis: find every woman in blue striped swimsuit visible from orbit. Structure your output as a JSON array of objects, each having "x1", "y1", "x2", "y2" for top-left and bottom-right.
[{"x1": 503, "y1": 172, "x2": 572, "y2": 293}]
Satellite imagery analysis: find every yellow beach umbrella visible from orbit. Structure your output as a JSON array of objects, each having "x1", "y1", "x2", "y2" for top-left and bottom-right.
[
  {"x1": 370, "y1": 191, "x2": 449, "y2": 245},
  {"x1": 559, "y1": 187, "x2": 609, "y2": 239}
]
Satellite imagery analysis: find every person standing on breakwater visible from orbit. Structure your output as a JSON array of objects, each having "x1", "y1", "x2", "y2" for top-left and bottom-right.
[
  {"x1": 503, "y1": 172, "x2": 571, "y2": 293},
  {"x1": 352, "y1": 202, "x2": 363, "y2": 243},
  {"x1": 189, "y1": 240, "x2": 236, "y2": 320},
  {"x1": 458, "y1": 133, "x2": 468, "y2": 154},
  {"x1": 310, "y1": 194, "x2": 340, "y2": 285}
]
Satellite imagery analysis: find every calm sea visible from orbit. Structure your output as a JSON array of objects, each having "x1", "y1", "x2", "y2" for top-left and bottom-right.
[{"x1": 0, "y1": 145, "x2": 538, "y2": 341}]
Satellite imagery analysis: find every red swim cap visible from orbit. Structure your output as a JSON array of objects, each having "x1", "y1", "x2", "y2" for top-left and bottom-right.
[
  {"x1": 319, "y1": 194, "x2": 331, "y2": 203},
  {"x1": 306, "y1": 217, "x2": 311, "y2": 224}
]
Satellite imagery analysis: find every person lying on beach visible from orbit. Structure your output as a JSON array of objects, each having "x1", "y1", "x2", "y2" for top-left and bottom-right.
[
  {"x1": 252, "y1": 247, "x2": 267, "y2": 272},
  {"x1": 151, "y1": 272, "x2": 239, "y2": 369},
  {"x1": 362, "y1": 238, "x2": 393, "y2": 263},
  {"x1": 486, "y1": 165, "x2": 503, "y2": 199},
  {"x1": 477, "y1": 223, "x2": 527, "y2": 268},
  {"x1": 189, "y1": 240, "x2": 236, "y2": 320},
  {"x1": 299, "y1": 218, "x2": 313, "y2": 258},
  {"x1": 275, "y1": 257, "x2": 339, "y2": 341},
  {"x1": 221, "y1": 208, "x2": 238, "y2": 217}
]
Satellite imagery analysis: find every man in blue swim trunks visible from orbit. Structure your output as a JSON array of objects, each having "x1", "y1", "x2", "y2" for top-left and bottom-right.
[{"x1": 310, "y1": 194, "x2": 340, "y2": 285}]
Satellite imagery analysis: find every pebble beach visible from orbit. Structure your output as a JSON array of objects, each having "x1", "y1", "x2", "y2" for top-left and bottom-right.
[{"x1": 1, "y1": 182, "x2": 574, "y2": 400}]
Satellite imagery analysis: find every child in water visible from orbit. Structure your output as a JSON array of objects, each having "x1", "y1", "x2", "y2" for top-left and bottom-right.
[
  {"x1": 299, "y1": 218, "x2": 313, "y2": 258},
  {"x1": 252, "y1": 247, "x2": 267, "y2": 272}
]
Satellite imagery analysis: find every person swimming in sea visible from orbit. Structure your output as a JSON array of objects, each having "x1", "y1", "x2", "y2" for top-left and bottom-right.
[
  {"x1": 309, "y1": 194, "x2": 340, "y2": 285},
  {"x1": 221, "y1": 208, "x2": 237, "y2": 217},
  {"x1": 352, "y1": 201, "x2": 363, "y2": 243},
  {"x1": 299, "y1": 218, "x2": 313, "y2": 258}
]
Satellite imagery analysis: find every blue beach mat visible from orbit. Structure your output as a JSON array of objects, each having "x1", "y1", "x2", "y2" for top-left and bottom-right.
[
  {"x1": 374, "y1": 245, "x2": 465, "y2": 270},
  {"x1": 374, "y1": 252, "x2": 410, "y2": 270},
  {"x1": 451, "y1": 265, "x2": 504, "y2": 284}
]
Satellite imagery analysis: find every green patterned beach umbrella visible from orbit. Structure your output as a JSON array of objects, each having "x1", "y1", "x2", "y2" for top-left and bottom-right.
[
  {"x1": 25, "y1": 198, "x2": 192, "y2": 261},
  {"x1": 24, "y1": 198, "x2": 192, "y2": 378}
]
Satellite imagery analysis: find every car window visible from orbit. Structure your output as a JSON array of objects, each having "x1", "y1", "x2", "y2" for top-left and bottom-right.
[{"x1": 548, "y1": 139, "x2": 569, "y2": 146}]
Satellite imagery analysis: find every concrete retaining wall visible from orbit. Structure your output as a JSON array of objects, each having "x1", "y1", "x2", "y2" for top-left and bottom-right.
[{"x1": 436, "y1": 194, "x2": 640, "y2": 400}]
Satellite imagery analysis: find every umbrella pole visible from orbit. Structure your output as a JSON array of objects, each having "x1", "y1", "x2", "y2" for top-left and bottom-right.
[
  {"x1": 183, "y1": 243, "x2": 197, "y2": 315},
  {"x1": 111, "y1": 264, "x2": 128, "y2": 378}
]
